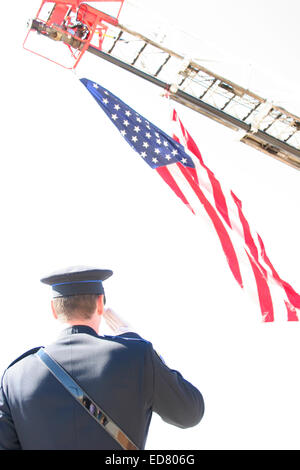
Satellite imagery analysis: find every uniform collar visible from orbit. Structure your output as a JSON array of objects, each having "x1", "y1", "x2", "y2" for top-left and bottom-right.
[{"x1": 59, "y1": 325, "x2": 100, "y2": 338}]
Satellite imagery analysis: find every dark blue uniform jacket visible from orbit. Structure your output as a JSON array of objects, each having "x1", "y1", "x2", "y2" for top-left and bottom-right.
[{"x1": 0, "y1": 326, "x2": 204, "y2": 450}]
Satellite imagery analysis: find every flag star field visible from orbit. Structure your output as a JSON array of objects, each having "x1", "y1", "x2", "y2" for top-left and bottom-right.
[{"x1": 81, "y1": 78, "x2": 195, "y2": 170}]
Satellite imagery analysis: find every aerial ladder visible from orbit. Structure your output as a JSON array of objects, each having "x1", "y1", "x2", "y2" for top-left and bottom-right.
[{"x1": 24, "y1": 0, "x2": 300, "y2": 170}]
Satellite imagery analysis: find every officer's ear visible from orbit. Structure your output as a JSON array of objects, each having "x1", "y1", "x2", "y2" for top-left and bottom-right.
[
  {"x1": 96, "y1": 295, "x2": 104, "y2": 316},
  {"x1": 51, "y1": 300, "x2": 58, "y2": 320}
]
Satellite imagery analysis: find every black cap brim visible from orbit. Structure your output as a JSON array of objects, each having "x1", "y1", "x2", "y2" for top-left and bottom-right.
[{"x1": 40, "y1": 266, "x2": 113, "y2": 298}]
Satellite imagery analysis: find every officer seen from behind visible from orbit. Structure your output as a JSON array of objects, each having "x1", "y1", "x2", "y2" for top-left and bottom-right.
[{"x1": 0, "y1": 266, "x2": 204, "y2": 450}]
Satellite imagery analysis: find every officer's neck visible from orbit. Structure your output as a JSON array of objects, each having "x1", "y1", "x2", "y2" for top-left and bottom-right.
[{"x1": 59, "y1": 314, "x2": 101, "y2": 335}]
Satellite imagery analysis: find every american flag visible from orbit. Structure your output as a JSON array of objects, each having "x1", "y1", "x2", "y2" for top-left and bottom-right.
[{"x1": 81, "y1": 77, "x2": 300, "y2": 322}]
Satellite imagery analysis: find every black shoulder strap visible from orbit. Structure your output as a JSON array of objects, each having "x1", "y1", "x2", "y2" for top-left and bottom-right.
[{"x1": 35, "y1": 347, "x2": 139, "y2": 451}]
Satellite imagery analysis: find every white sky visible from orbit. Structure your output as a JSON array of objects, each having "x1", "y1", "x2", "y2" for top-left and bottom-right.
[{"x1": 1, "y1": 0, "x2": 300, "y2": 450}]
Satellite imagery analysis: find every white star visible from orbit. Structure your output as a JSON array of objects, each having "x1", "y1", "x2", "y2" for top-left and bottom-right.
[
  {"x1": 104, "y1": 91, "x2": 109, "y2": 95},
  {"x1": 142, "y1": 142, "x2": 149, "y2": 148},
  {"x1": 145, "y1": 132, "x2": 151, "y2": 139},
  {"x1": 134, "y1": 126, "x2": 141, "y2": 133},
  {"x1": 152, "y1": 157, "x2": 158, "y2": 164},
  {"x1": 165, "y1": 154, "x2": 171, "y2": 160},
  {"x1": 123, "y1": 120, "x2": 129, "y2": 127},
  {"x1": 140, "y1": 152, "x2": 147, "y2": 158},
  {"x1": 163, "y1": 141, "x2": 169, "y2": 147},
  {"x1": 114, "y1": 104, "x2": 120, "y2": 110},
  {"x1": 92, "y1": 83, "x2": 99, "y2": 88},
  {"x1": 103, "y1": 98, "x2": 109, "y2": 104},
  {"x1": 120, "y1": 130, "x2": 126, "y2": 136},
  {"x1": 154, "y1": 148, "x2": 160, "y2": 154},
  {"x1": 112, "y1": 114, "x2": 118, "y2": 120},
  {"x1": 181, "y1": 158, "x2": 187, "y2": 164},
  {"x1": 171, "y1": 149, "x2": 178, "y2": 156},
  {"x1": 131, "y1": 136, "x2": 138, "y2": 142},
  {"x1": 156, "y1": 139, "x2": 161, "y2": 144},
  {"x1": 155, "y1": 132, "x2": 160, "y2": 138},
  {"x1": 136, "y1": 117, "x2": 142, "y2": 122},
  {"x1": 125, "y1": 110, "x2": 131, "y2": 116}
]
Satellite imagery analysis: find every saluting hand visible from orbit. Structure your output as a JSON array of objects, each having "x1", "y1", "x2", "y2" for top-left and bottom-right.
[{"x1": 103, "y1": 308, "x2": 133, "y2": 334}]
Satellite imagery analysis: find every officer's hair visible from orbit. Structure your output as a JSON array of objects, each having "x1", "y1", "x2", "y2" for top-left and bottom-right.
[{"x1": 53, "y1": 294, "x2": 99, "y2": 321}]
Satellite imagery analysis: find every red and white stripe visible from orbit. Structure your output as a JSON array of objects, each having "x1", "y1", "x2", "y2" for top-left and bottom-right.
[{"x1": 156, "y1": 108, "x2": 300, "y2": 322}]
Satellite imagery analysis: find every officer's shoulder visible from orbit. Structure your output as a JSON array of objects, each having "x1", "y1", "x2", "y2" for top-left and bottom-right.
[
  {"x1": 104, "y1": 332, "x2": 151, "y2": 346},
  {"x1": 104, "y1": 332, "x2": 148, "y2": 341},
  {"x1": 6, "y1": 346, "x2": 43, "y2": 370}
]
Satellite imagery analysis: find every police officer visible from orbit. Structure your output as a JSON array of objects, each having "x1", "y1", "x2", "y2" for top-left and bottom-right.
[{"x1": 0, "y1": 266, "x2": 204, "y2": 450}]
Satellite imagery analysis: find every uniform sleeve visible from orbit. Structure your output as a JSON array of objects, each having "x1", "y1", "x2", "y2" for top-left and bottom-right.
[
  {"x1": 0, "y1": 378, "x2": 21, "y2": 450},
  {"x1": 150, "y1": 347, "x2": 204, "y2": 428},
  {"x1": 118, "y1": 331, "x2": 204, "y2": 428}
]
